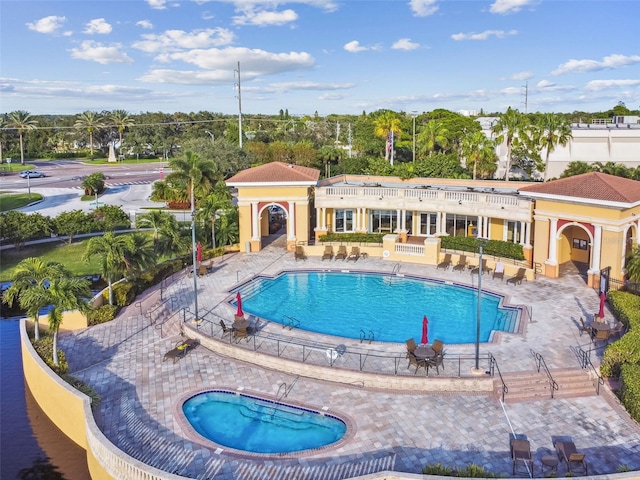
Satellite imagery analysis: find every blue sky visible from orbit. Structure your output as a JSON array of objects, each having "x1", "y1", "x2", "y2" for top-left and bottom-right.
[{"x1": 1, "y1": 0, "x2": 639, "y2": 116}]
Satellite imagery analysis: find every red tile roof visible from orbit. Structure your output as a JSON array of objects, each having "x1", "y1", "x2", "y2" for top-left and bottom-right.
[
  {"x1": 227, "y1": 162, "x2": 320, "y2": 184},
  {"x1": 519, "y1": 172, "x2": 640, "y2": 204}
]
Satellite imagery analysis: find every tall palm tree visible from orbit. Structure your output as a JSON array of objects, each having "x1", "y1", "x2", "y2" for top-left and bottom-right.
[
  {"x1": 74, "y1": 111, "x2": 105, "y2": 159},
  {"x1": 538, "y1": 114, "x2": 572, "y2": 182},
  {"x1": 167, "y1": 151, "x2": 218, "y2": 212},
  {"x1": 2, "y1": 258, "x2": 70, "y2": 340},
  {"x1": 462, "y1": 131, "x2": 496, "y2": 180},
  {"x1": 110, "y1": 110, "x2": 135, "y2": 154},
  {"x1": 491, "y1": 107, "x2": 525, "y2": 181},
  {"x1": 373, "y1": 112, "x2": 402, "y2": 163},
  {"x1": 7, "y1": 110, "x2": 39, "y2": 165},
  {"x1": 123, "y1": 233, "x2": 157, "y2": 278},
  {"x1": 45, "y1": 276, "x2": 91, "y2": 366},
  {"x1": 197, "y1": 182, "x2": 233, "y2": 249},
  {"x1": 81, "y1": 172, "x2": 106, "y2": 206},
  {"x1": 137, "y1": 210, "x2": 176, "y2": 244},
  {"x1": 418, "y1": 119, "x2": 449, "y2": 157},
  {"x1": 83, "y1": 232, "x2": 134, "y2": 305}
]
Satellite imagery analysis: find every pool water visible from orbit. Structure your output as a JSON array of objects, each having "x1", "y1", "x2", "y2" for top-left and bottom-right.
[
  {"x1": 236, "y1": 271, "x2": 519, "y2": 344},
  {"x1": 183, "y1": 391, "x2": 346, "y2": 454}
]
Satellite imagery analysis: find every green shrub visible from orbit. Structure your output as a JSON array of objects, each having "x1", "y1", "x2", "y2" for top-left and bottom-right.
[
  {"x1": 61, "y1": 374, "x2": 101, "y2": 410},
  {"x1": 32, "y1": 336, "x2": 68, "y2": 375},
  {"x1": 111, "y1": 281, "x2": 137, "y2": 307},
  {"x1": 422, "y1": 463, "x2": 454, "y2": 475},
  {"x1": 441, "y1": 236, "x2": 525, "y2": 261},
  {"x1": 600, "y1": 290, "x2": 640, "y2": 377},
  {"x1": 87, "y1": 304, "x2": 118, "y2": 325},
  {"x1": 620, "y1": 364, "x2": 640, "y2": 422},
  {"x1": 319, "y1": 233, "x2": 385, "y2": 244},
  {"x1": 422, "y1": 462, "x2": 499, "y2": 478}
]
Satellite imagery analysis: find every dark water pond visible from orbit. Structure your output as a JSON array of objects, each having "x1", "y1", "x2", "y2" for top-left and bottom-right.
[{"x1": 0, "y1": 319, "x2": 90, "y2": 479}]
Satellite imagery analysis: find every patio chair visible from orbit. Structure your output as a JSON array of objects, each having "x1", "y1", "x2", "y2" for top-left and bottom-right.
[
  {"x1": 431, "y1": 339, "x2": 444, "y2": 356},
  {"x1": 407, "y1": 352, "x2": 427, "y2": 374},
  {"x1": 555, "y1": 441, "x2": 587, "y2": 475},
  {"x1": 592, "y1": 327, "x2": 609, "y2": 345},
  {"x1": 506, "y1": 267, "x2": 527, "y2": 285},
  {"x1": 608, "y1": 321, "x2": 625, "y2": 341},
  {"x1": 452, "y1": 255, "x2": 467, "y2": 272},
  {"x1": 493, "y1": 262, "x2": 505, "y2": 281},
  {"x1": 436, "y1": 253, "x2": 452, "y2": 270},
  {"x1": 220, "y1": 320, "x2": 233, "y2": 339},
  {"x1": 346, "y1": 246, "x2": 360, "y2": 262},
  {"x1": 425, "y1": 354, "x2": 444, "y2": 376},
  {"x1": 335, "y1": 245, "x2": 348, "y2": 261},
  {"x1": 405, "y1": 338, "x2": 417, "y2": 357},
  {"x1": 322, "y1": 245, "x2": 334, "y2": 261},
  {"x1": 471, "y1": 258, "x2": 490, "y2": 275},
  {"x1": 294, "y1": 245, "x2": 307, "y2": 262},
  {"x1": 579, "y1": 317, "x2": 592, "y2": 337},
  {"x1": 197, "y1": 265, "x2": 208, "y2": 276},
  {"x1": 510, "y1": 438, "x2": 533, "y2": 476}
]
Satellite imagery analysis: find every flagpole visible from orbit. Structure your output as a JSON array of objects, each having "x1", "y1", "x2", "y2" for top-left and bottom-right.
[{"x1": 390, "y1": 130, "x2": 394, "y2": 166}]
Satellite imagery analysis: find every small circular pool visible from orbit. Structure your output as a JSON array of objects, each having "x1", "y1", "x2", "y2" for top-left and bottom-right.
[
  {"x1": 234, "y1": 270, "x2": 520, "y2": 344},
  {"x1": 183, "y1": 390, "x2": 347, "y2": 454}
]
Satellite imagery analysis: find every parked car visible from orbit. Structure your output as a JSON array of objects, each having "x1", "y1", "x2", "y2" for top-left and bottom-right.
[{"x1": 19, "y1": 170, "x2": 46, "y2": 178}]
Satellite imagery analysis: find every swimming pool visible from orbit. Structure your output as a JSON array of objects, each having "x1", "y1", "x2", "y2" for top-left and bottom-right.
[
  {"x1": 183, "y1": 390, "x2": 347, "y2": 454},
  {"x1": 235, "y1": 271, "x2": 519, "y2": 344}
]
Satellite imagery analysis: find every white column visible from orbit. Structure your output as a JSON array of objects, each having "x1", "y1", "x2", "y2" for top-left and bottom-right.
[
  {"x1": 441, "y1": 212, "x2": 447, "y2": 234},
  {"x1": 322, "y1": 207, "x2": 327, "y2": 230},
  {"x1": 519, "y1": 221, "x2": 525, "y2": 245},
  {"x1": 436, "y1": 212, "x2": 442, "y2": 235},
  {"x1": 251, "y1": 202, "x2": 259, "y2": 240},
  {"x1": 546, "y1": 218, "x2": 558, "y2": 265},
  {"x1": 590, "y1": 225, "x2": 602, "y2": 271},
  {"x1": 401, "y1": 209, "x2": 407, "y2": 231},
  {"x1": 287, "y1": 201, "x2": 296, "y2": 240},
  {"x1": 315, "y1": 207, "x2": 322, "y2": 229},
  {"x1": 484, "y1": 216, "x2": 490, "y2": 238},
  {"x1": 524, "y1": 222, "x2": 531, "y2": 246}
]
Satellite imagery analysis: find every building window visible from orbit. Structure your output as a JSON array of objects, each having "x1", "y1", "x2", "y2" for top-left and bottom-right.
[
  {"x1": 335, "y1": 209, "x2": 354, "y2": 232},
  {"x1": 572, "y1": 238, "x2": 588, "y2": 250},
  {"x1": 369, "y1": 210, "x2": 397, "y2": 233},
  {"x1": 419, "y1": 213, "x2": 437, "y2": 235},
  {"x1": 446, "y1": 214, "x2": 476, "y2": 237},
  {"x1": 506, "y1": 221, "x2": 521, "y2": 243}
]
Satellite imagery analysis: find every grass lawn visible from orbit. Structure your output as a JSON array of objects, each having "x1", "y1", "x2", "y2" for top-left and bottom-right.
[
  {"x1": 0, "y1": 193, "x2": 44, "y2": 212},
  {"x1": 0, "y1": 240, "x2": 103, "y2": 281}
]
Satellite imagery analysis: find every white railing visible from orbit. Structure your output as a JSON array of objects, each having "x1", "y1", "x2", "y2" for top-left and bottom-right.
[{"x1": 395, "y1": 243, "x2": 424, "y2": 256}]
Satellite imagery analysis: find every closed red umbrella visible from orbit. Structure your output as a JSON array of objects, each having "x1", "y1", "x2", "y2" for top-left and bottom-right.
[
  {"x1": 421, "y1": 315, "x2": 429, "y2": 345},
  {"x1": 196, "y1": 242, "x2": 203, "y2": 263},
  {"x1": 598, "y1": 291, "x2": 606, "y2": 319},
  {"x1": 236, "y1": 292, "x2": 244, "y2": 317}
]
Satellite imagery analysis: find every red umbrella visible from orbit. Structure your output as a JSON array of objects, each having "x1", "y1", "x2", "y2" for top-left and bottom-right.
[
  {"x1": 236, "y1": 292, "x2": 244, "y2": 317},
  {"x1": 421, "y1": 315, "x2": 429, "y2": 345},
  {"x1": 196, "y1": 242, "x2": 202, "y2": 262},
  {"x1": 598, "y1": 291, "x2": 606, "y2": 319}
]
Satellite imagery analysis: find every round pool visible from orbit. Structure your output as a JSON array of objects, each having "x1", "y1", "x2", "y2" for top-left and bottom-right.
[
  {"x1": 183, "y1": 390, "x2": 347, "y2": 454},
  {"x1": 234, "y1": 271, "x2": 520, "y2": 344}
]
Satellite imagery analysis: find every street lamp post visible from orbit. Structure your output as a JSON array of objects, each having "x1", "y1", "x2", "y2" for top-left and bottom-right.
[
  {"x1": 190, "y1": 192, "x2": 199, "y2": 321},
  {"x1": 475, "y1": 238, "x2": 488, "y2": 371},
  {"x1": 411, "y1": 111, "x2": 418, "y2": 163},
  {"x1": 205, "y1": 130, "x2": 214, "y2": 143}
]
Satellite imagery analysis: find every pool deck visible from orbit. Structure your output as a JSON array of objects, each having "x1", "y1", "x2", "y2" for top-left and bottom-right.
[{"x1": 59, "y1": 245, "x2": 640, "y2": 479}]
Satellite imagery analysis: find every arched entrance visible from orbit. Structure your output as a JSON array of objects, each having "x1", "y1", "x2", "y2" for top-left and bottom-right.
[
  {"x1": 624, "y1": 224, "x2": 638, "y2": 271},
  {"x1": 557, "y1": 223, "x2": 593, "y2": 278},
  {"x1": 260, "y1": 203, "x2": 288, "y2": 248}
]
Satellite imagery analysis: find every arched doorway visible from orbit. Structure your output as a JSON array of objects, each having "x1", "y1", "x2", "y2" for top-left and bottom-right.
[
  {"x1": 624, "y1": 224, "x2": 637, "y2": 271},
  {"x1": 557, "y1": 223, "x2": 593, "y2": 278},
  {"x1": 261, "y1": 203, "x2": 288, "y2": 248}
]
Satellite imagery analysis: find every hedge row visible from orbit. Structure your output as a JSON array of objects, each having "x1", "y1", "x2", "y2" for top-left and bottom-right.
[
  {"x1": 440, "y1": 236, "x2": 525, "y2": 261},
  {"x1": 318, "y1": 233, "x2": 385, "y2": 244}
]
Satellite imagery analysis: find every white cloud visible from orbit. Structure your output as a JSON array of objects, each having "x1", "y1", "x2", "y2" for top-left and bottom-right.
[
  {"x1": 70, "y1": 41, "x2": 133, "y2": 64},
  {"x1": 552, "y1": 54, "x2": 640, "y2": 75},
  {"x1": 147, "y1": 0, "x2": 168, "y2": 9},
  {"x1": 489, "y1": 0, "x2": 537, "y2": 14},
  {"x1": 451, "y1": 29, "x2": 517, "y2": 41},
  {"x1": 132, "y1": 28, "x2": 235, "y2": 53},
  {"x1": 319, "y1": 93, "x2": 349, "y2": 101},
  {"x1": 138, "y1": 69, "x2": 233, "y2": 84},
  {"x1": 534, "y1": 80, "x2": 573, "y2": 92},
  {"x1": 233, "y1": 9, "x2": 298, "y2": 26},
  {"x1": 265, "y1": 81, "x2": 355, "y2": 93},
  {"x1": 26, "y1": 16, "x2": 67, "y2": 34},
  {"x1": 215, "y1": 0, "x2": 338, "y2": 13},
  {"x1": 510, "y1": 71, "x2": 533, "y2": 81},
  {"x1": 409, "y1": 0, "x2": 439, "y2": 17},
  {"x1": 84, "y1": 18, "x2": 112, "y2": 35},
  {"x1": 392, "y1": 38, "x2": 420, "y2": 51},
  {"x1": 344, "y1": 40, "x2": 368, "y2": 53},
  {"x1": 585, "y1": 79, "x2": 640, "y2": 91},
  {"x1": 136, "y1": 20, "x2": 154, "y2": 29}
]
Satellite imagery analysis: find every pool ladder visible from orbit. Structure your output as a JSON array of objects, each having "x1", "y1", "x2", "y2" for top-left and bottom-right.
[
  {"x1": 281, "y1": 315, "x2": 300, "y2": 330},
  {"x1": 360, "y1": 329, "x2": 374, "y2": 344},
  {"x1": 392, "y1": 263, "x2": 402, "y2": 275}
]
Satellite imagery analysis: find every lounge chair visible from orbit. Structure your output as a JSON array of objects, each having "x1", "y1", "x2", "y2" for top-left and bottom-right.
[
  {"x1": 493, "y1": 262, "x2": 505, "y2": 281},
  {"x1": 346, "y1": 246, "x2": 360, "y2": 262},
  {"x1": 436, "y1": 254, "x2": 452, "y2": 270},
  {"x1": 294, "y1": 245, "x2": 307, "y2": 262},
  {"x1": 322, "y1": 245, "x2": 334, "y2": 261},
  {"x1": 506, "y1": 267, "x2": 527, "y2": 285},
  {"x1": 471, "y1": 258, "x2": 490, "y2": 275},
  {"x1": 555, "y1": 441, "x2": 587, "y2": 475},
  {"x1": 405, "y1": 338, "x2": 417, "y2": 357},
  {"x1": 407, "y1": 352, "x2": 427, "y2": 374},
  {"x1": 579, "y1": 317, "x2": 592, "y2": 337},
  {"x1": 197, "y1": 265, "x2": 208, "y2": 276},
  {"x1": 163, "y1": 338, "x2": 199, "y2": 363},
  {"x1": 510, "y1": 438, "x2": 533, "y2": 476},
  {"x1": 452, "y1": 255, "x2": 467, "y2": 272},
  {"x1": 335, "y1": 245, "x2": 347, "y2": 261}
]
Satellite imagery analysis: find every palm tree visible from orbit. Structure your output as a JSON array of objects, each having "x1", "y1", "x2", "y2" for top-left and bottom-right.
[
  {"x1": 137, "y1": 210, "x2": 187, "y2": 256},
  {"x1": 45, "y1": 276, "x2": 91, "y2": 366},
  {"x1": 373, "y1": 111, "x2": 402, "y2": 163},
  {"x1": 7, "y1": 110, "x2": 39, "y2": 165},
  {"x1": 83, "y1": 232, "x2": 134, "y2": 305},
  {"x1": 167, "y1": 150, "x2": 218, "y2": 211},
  {"x1": 74, "y1": 111, "x2": 105, "y2": 159},
  {"x1": 137, "y1": 210, "x2": 176, "y2": 244},
  {"x1": 2, "y1": 258, "x2": 70, "y2": 340},
  {"x1": 123, "y1": 233, "x2": 157, "y2": 278},
  {"x1": 538, "y1": 114, "x2": 572, "y2": 181},
  {"x1": 462, "y1": 131, "x2": 496, "y2": 180},
  {"x1": 626, "y1": 245, "x2": 640, "y2": 282},
  {"x1": 197, "y1": 182, "x2": 233, "y2": 249},
  {"x1": 81, "y1": 172, "x2": 106, "y2": 206},
  {"x1": 110, "y1": 110, "x2": 134, "y2": 154},
  {"x1": 491, "y1": 107, "x2": 525, "y2": 181},
  {"x1": 418, "y1": 119, "x2": 449, "y2": 157}
]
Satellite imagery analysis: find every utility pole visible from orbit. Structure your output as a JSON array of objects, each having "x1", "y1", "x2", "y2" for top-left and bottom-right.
[
  {"x1": 522, "y1": 81, "x2": 528, "y2": 114},
  {"x1": 335, "y1": 122, "x2": 340, "y2": 144},
  {"x1": 235, "y1": 61, "x2": 242, "y2": 148},
  {"x1": 411, "y1": 111, "x2": 418, "y2": 163},
  {"x1": 347, "y1": 123, "x2": 352, "y2": 158}
]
